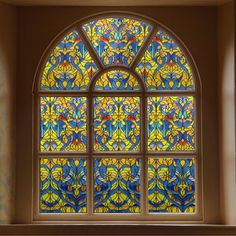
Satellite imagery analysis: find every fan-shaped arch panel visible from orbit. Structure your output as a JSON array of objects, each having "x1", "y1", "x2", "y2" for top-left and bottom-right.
[
  {"x1": 41, "y1": 31, "x2": 98, "y2": 91},
  {"x1": 94, "y1": 70, "x2": 140, "y2": 91},
  {"x1": 82, "y1": 17, "x2": 152, "y2": 66},
  {"x1": 136, "y1": 30, "x2": 195, "y2": 91}
]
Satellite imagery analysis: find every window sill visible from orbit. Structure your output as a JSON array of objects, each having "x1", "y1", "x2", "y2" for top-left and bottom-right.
[{"x1": 0, "y1": 224, "x2": 236, "y2": 235}]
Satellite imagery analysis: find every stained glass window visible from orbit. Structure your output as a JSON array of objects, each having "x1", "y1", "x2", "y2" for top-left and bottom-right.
[{"x1": 37, "y1": 15, "x2": 199, "y2": 220}]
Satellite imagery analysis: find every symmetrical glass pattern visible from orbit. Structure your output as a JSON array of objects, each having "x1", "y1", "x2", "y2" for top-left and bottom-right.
[
  {"x1": 38, "y1": 15, "x2": 198, "y2": 218},
  {"x1": 94, "y1": 97, "x2": 141, "y2": 151},
  {"x1": 95, "y1": 70, "x2": 140, "y2": 91},
  {"x1": 147, "y1": 96, "x2": 195, "y2": 151},
  {"x1": 94, "y1": 158, "x2": 141, "y2": 213},
  {"x1": 40, "y1": 97, "x2": 87, "y2": 151},
  {"x1": 40, "y1": 158, "x2": 87, "y2": 213},
  {"x1": 148, "y1": 158, "x2": 195, "y2": 213},
  {"x1": 83, "y1": 17, "x2": 152, "y2": 66},
  {"x1": 41, "y1": 31, "x2": 98, "y2": 90},
  {"x1": 136, "y1": 30, "x2": 194, "y2": 91}
]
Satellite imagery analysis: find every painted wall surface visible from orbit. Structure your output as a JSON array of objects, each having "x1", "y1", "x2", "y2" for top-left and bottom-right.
[
  {"x1": 218, "y1": 1, "x2": 236, "y2": 225},
  {"x1": 15, "y1": 6, "x2": 219, "y2": 223},
  {"x1": 0, "y1": 3, "x2": 16, "y2": 224}
]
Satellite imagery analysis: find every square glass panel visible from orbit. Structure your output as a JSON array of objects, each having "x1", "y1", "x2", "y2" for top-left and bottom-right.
[
  {"x1": 147, "y1": 96, "x2": 195, "y2": 151},
  {"x1": 40, "y1": 97, "x2": 87, "y2": 152},
  {"x1": 40, "y1": 158, "x2": 87, "y2": 213},
  {"x1": 148, "y1": 157, "x2": 195, "y2": 213},
  {"x1": 94, "y1": 157, "x2": 141, "y2": 213},
  {"x1": 94, "y1": 97, "x2": 141, "y2": 151}
]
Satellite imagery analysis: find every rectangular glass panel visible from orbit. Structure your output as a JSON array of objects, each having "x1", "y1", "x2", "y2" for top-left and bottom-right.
[
  {"x1": 40, "y1": 97, "x2": 87, "y2": 152},
  {"x1": 94, "y1": 97, "x2": 140, "y2": 151},
  {"x1": 40, "y1": 158, "x2": 87, "y2": 213},
  {"x1": 147, "y1": 96, "x2": 195, "y2": 151},
  {"x1": 148, "y1": 157, "x2": 195, "y2": 213},
  {"x1": 94, "y1": 157, "x2": 141, "y2": 213}
]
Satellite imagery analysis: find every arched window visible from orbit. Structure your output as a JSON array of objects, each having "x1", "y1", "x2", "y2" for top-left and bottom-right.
[{"x1": 35, "y1": 13, "x2": 201, "y2": 221}]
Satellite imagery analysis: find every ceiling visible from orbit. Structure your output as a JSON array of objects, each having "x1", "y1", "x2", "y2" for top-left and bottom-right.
[{"x1": 0, "y1": 0, "x2": 232, "y2": 6}]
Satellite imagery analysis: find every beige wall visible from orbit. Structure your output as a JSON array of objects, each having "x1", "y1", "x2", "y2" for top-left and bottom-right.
[
  {"x1": 0, "y1": 0, "x2": 234, "y2": 227},
  {"x1": 218, "y1": 1, "x2": 236, "y2": 225},
  {"x1": 14, "y1": 6, "x2": 220, "y2": 223},
  {"x1": 0, "y1": 3, "x2": 16, "y2": 224}
]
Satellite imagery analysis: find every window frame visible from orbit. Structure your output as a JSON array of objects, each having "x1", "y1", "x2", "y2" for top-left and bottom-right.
[{"x1": 33, "y1": 11, "x2": 203, "y2": 223}]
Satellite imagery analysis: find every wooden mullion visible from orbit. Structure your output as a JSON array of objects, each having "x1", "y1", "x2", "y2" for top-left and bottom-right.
[
  {"x1": 38, "y1": 91, "x2": 88, "y2": 96},
  {"x1": 76, "y1": 26, "x2": 104, "y2": 70},
  {"x1": 142, "y1": 92, "x2": 147, "y2": 214},
  {"x1": 88, "y1": 89, "x2": 93, "y2": 215},
  {"x1": 130, "y1": 25, "x2": 158, "y2": 70},
  {"x1": 37, "y1": 153, "x2": 89, "y2": 157}
]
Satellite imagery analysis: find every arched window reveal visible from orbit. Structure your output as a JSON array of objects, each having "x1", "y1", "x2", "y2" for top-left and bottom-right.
[{"x1": 36, "y1": 14, "x2": 199, "y2": 219}]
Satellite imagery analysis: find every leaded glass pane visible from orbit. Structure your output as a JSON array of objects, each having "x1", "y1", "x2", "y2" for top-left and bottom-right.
[
  {"x1": 147, "y1": 96, "x2": 195, "y2": 151},
  {"x1": 40, "y1": 97, "x2": 87, "y2": 151},
  {"x1": 148, "y1": 157, "x2": 195, "y2": 213},
  {"x1": 41, "y1": 31, "x2": 98, "y2": 91},
  {"x1": 94, "y1": 97, "x2": 141, "y2": 151},
  {"x1": 40, "y1": 158, "x2": 87, "y2": 213},
  {"x1": 83, "y1": 18, "x2": 152, "y2": 66},
  {"x1": 136, "y1": 30, "x2": 194, "y2": 91},
  {"x1": 94, "y1": 157, "x2": 140, "y2": 213}
]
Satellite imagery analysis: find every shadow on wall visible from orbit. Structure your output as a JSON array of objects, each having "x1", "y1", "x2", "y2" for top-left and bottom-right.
[
  {"x1": 218, "y1": 1, "x2": 236, "y2": 225},
  {"x1": 0, "y1": 2, "x2": 16, "y2": 224}
]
